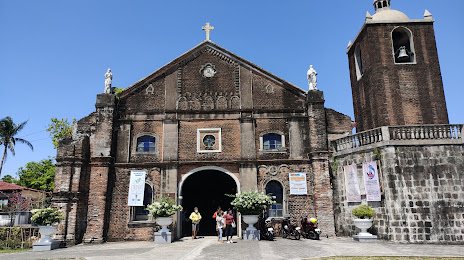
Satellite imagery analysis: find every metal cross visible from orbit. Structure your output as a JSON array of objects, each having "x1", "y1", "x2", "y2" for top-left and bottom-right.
[{"x1": 202, "y1": 22, "x2": 214, "y2": 41}]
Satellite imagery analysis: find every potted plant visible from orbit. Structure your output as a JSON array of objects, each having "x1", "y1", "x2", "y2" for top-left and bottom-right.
[
  {"x1": 31, "y1": 207, "x2": 64, "y2": 251},
  {"x1": 230, "y1": 191, "x2": 275, "y2": 232},
  {"x1": 351, "y1": 205, "x2": 374, "y2": 237},
  {"x1": 146, "y1": 197, "x2": 182, "y2": 234}
]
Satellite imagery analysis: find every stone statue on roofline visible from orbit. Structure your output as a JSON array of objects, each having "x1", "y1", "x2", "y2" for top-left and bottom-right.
[
  {"x1": 104, "y1": 68, "x2": 113, "y2": 94},
  {"x1": 307, "y1": 65, "x2": 318, "y2": 91}
]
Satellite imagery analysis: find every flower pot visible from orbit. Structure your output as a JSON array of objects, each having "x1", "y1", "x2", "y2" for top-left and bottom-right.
[
  {"x1": 156, "y1": 217, "x2": 173, "y2": 233},
  {"x1": 38, "y1": 225, "x2": 58, "y2": 243},
  {"x1": 353, "y1": 219, "x2": 373, "y2": 236},
  {"x1": 242, "y1": 215, "x2": 259, "y2": 231}
]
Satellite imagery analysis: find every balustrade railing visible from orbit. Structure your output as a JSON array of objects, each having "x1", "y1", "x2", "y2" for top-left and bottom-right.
[
  {"x1": 389, "y1": 124, "x2": 462, "y2": 140},
  {"x1": 332, "y1": 124, "x2": 463, "y2": 152}
]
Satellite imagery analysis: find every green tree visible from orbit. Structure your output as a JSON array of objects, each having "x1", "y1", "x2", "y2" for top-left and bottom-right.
[
  {"x1": 46, "y1": 117, "x2": 76, "y2": 149},
  {"x1": 16, "y1": 158, "x2": 55, "y2": 192},
  {"x1": 0, "y1": 117, "x2": 34, "y2": 177},
  {"x1": 1, "y1": 174, "x2": 18, "y2": 184}
]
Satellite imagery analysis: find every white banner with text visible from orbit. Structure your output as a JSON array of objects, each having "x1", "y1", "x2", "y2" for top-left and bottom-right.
[
  {"x1": 128, "y1": 170, "x2": 146, "y2": 206},
  {"x1": 362, "y1": 161, "x2": 381, "y2": 201},
  {"x1": 343, "y1": 164, "x2": 361, "y2": 202}
]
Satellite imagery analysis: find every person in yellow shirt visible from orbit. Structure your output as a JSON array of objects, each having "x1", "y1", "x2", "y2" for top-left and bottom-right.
[{"x1": 189, "y1": 207, "x2": 202, "y2": 239}]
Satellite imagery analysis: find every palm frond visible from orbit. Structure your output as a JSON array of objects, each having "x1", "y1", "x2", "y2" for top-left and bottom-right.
[
  {"x1": 7, "y1": 142, "x2": 15, "y2": 156},
  {"x1": 14, "y1": 138, "x2": 34, "y2": 151}
]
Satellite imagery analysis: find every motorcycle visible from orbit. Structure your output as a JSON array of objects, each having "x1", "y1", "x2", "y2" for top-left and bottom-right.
[
  {"x1": 300, "y1": 217, "x2": 321, "y2": 240},
  {"x1": 259, "y1": 218, "x2": 274, "y2": 241},
  {"x1": 281, "y1": 216, "x2": 301, "y2": 240}
]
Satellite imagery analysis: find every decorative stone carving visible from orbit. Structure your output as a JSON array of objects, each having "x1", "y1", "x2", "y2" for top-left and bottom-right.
[
  {"x1": 230, "y1": 96, "x2": 240, "y2": 109},
  {"x1": 200, "y1": 63, "x2": 217, "y2": 78},
  {"x1": 307, "y1": 65, "x2": 318, "y2": 91},
  {"x1": 258, "y1": 164, "x2": 289, "y2": 176},
  {"x1": 104, "y1": 68, "x2": 113, "y2": 94},
  {"x1": 203, "y1": 96, "x2": 214, "y2": 110},
  {"x1": 176, "y1": 92, "x2": 241, "y2": 111},
  {"x1": 265, "y1": 83, "x2": 274, "y2": 94},
  {"x1": 217, "y1": 96, "x2": 228, "y2": 110},
  {"x1": 145, "y1": 84, "x2": 154, "y2": 95}
]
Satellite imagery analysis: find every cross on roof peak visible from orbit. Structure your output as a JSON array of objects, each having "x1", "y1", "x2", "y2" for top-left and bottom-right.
[{"x1": 202, "y1": 22, "x2": 214, "y2": 41}]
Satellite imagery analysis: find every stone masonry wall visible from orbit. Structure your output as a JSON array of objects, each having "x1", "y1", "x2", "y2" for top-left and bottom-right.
[{"x1": 332, "y1": 144, "x2": 464, "y2": 243}]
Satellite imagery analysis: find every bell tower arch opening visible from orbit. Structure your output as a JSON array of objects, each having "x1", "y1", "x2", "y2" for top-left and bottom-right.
[{"x1": 178, "y1": 167, "x2": 240, "y2": 237}]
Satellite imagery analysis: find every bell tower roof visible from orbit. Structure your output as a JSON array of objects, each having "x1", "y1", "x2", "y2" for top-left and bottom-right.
[{"x1": 371, "y1": 0, "x2": 410, "y2": 22}]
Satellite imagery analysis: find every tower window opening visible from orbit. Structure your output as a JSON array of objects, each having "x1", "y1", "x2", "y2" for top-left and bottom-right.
[
  {"x1": 355, "y1": 45, "x2": 363, "y2": 80},
  {"x1": 392, "y1": 27, "x2": 415, "y2": 64}
]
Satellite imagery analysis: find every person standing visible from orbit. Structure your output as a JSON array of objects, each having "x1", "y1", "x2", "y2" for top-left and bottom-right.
[
  {"x1": 189, "y1": 207, "x2": 202, "y2": 239},
  {"x1": 212, "y1": 206, "x2": 224, "y2": 236},
  {"x1": 216, "y1": 211, "x2": 225, "y2": 242},
  {"x1": 224, "y1": 209, "x2": 235, "y2": 243}
]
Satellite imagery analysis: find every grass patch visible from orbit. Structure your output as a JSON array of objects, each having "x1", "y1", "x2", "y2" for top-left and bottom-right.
[
  {"x1": 309, "y1": 257, "x2": 464, "y2": 260},
  {"x1": 0, "y1": 248, "x2": 30, "y2": 254}
]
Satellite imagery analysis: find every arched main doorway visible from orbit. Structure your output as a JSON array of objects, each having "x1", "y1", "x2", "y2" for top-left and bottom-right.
[{"x1": 178, "y1": 167, "x2": 240, "y2": 237}]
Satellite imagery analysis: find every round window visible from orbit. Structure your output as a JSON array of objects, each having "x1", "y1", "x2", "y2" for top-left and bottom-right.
[{"x1": 203, "y1": 135, "x2": 216, "y2": 149}]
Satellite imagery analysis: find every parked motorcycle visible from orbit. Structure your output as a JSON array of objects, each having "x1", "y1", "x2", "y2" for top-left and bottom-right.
[
  {"x1": 300, "y1": 217, "x2": 321, "y2": 240},
  {"x1": 259, "y1": 218, "x2": 274, "y2": 241},
  {"x1": 281, "y1": 215, "x2": 301, "y2": 240}
]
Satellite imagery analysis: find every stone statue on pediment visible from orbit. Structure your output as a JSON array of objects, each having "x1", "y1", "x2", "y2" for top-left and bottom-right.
[
  {"x1": 307, "y1": 65, "x2": 318, "y2": 91},
  {"x1": 104, "y1": 68, "x2": 113, "y2": 94}
]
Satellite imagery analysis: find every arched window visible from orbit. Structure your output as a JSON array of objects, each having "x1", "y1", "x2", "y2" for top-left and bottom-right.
[
  {"x1": 136, "y1": 135, "x2": 156, "y2": 152},
  {"x1": 263, "y1": 134, "x2": 282, "y2": 150},
  {"x1": 133, "y1": 183, "x2": 154, "y2": 221},
  {"x1": 392, "y1": 27, "x2": 415, "y2": 64},
  {"x1": 266, "y1": 181, "x2": 283, "y2": 217},
  {"x1": 354, "y1": 45, "x2": 363, "y2": 80}
]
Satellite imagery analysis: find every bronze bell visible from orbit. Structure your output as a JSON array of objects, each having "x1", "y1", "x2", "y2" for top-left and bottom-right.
[{"x1": 398, "y1": 46, "x2": 409, "y2": 59}]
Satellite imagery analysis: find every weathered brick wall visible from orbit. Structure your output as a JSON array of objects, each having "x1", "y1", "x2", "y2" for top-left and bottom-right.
[
  {"x1": 121, "y1": 78, "x2": 165, "y2": 113},
  {"x1": 178, "y1": 120, "x2": 241, "y2": 161},
  {"x1": 252, "y1": 73, "x2": 305, "y2": 110},
  {"x1": 106, "y1": 168, "x2": 161, "y2": 241},
  {"x1": 332, "y1": 144, "x2": 464, "y2": 243},
  {"x1": 326, "y1": 108, "x2": 352, "y2": 142},
  {"x1": 348, "y1": 22, "x2": 449, "y2": 132}
]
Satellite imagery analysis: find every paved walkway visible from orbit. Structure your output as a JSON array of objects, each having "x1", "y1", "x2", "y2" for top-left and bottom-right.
[{"x1": 5, "y1": 237, "x2": 464, "y2": 260}]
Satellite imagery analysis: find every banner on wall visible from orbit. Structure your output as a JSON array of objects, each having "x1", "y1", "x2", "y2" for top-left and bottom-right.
[
  {"x1": 289, "y1": 172, "x2": 308, "y2": 195},
  {"x1": 362, "y1": 161, "x2": 382, "y2": 201},
  {"x1": 343, "y1": 164, "x2": 361, "y2": 202},
  {"x1": 128, "y1": 170, "x2": 146, "y2": 206}
]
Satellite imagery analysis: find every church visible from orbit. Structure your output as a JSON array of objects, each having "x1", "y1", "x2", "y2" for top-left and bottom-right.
[{"x1": 52, "y1": 0, "x2": 463, "y2": 244}]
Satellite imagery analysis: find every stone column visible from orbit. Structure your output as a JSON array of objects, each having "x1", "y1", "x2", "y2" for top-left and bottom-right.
[
  {"x1": 288, "y1": 117, "x2": 306, "y2": 159},
  {"x1": 240, "y1": 117, "x2": 257, "y2": 192},
  {"x1": 307, "y1": 90, "x2": 336, "y2": 237},
  {"x1": 52, "y1": 135, "x2": 90, "y2": 245},
  {"x1": 83, "y1": 94, "x2": 115, "y2": 243}
]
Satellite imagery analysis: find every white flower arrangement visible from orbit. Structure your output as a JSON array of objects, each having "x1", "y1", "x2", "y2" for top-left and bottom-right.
[
  {"x1": 230, "y1": 191, "x2": 275, "y2": 215},
  {"x1": 146, "y1": 197, "x2": 183, "y2": 218}
]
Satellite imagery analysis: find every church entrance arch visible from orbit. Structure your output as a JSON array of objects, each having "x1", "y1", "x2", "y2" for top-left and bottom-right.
[{"x1": 177, "y1": 166, "x2": 241, "y2": 237}]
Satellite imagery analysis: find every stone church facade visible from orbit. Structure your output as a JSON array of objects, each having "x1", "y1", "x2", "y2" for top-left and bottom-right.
[
  {"x1": 52, "y1": 41, "x2": 352, "y2": 244},
  {"x1": 52, "y1": 0, "x2": 463, "y2": 245}
]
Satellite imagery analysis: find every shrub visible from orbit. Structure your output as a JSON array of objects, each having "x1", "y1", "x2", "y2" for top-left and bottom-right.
[
  {"x1": 31, "y1": 208, "x2": 64, "y2": 226},
  {"x1": 351, "y1": 205, "x2": 374, "y2": 219},
  {"x1": 146, "y1": 197, "x2": 183, "y2": 218},
  {"x1": 229, "y1": 191, "x2": 275, "y2": 215}
]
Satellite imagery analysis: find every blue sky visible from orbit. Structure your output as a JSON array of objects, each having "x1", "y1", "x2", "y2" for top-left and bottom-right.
[{"x1": 1, "y1": 1, "x2": 463, "y2": 178}]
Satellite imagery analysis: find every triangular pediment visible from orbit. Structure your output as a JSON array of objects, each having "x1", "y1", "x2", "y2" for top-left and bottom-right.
[{"x1": 120, "y1": 41, "x2": 306, "y2": 98}]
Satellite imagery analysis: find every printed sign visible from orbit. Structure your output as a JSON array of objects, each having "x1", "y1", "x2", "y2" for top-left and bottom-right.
[
  {"x1": 289, "y1": 172, "x2": 308, "y2": 195},
  {"x1": 362, "y1": 161, "x2": 381, "y2": 201},
  {"x1": 343, "y1": 164, "x2": 361, "y2": 202},
  {"x1": 128, "y1": 170, "x2": 146, "y2": 206}
]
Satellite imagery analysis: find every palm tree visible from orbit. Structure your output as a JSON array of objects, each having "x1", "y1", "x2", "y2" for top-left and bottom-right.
[{"x1": 0, "y1": 117, "x2": 34, "y2": 177}]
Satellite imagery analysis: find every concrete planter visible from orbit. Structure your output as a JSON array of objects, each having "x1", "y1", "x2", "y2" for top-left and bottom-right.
[
  {"x1": 155, "y1": 217, "x2": 173, "y2": 244},
  {"x1": 242, "y1": 215, "x2": 259, "y2": 231},
  {"x1": 242, "y1": 215, "x2": 260, "y2": 241},
  {"x1": 353, "y1": 219, "x2": 377, "y2": 242},
  {"x1": 33, "y1": 225, "x2": 60, "y2": 251},
  {"x1": 156, "y1": 217, "x2": 173, "y2": 233}
]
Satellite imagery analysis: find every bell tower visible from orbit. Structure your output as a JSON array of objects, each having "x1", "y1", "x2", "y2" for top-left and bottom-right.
[{"x1": 347, "y1": 1, "x2": 449, "y2": 132}]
